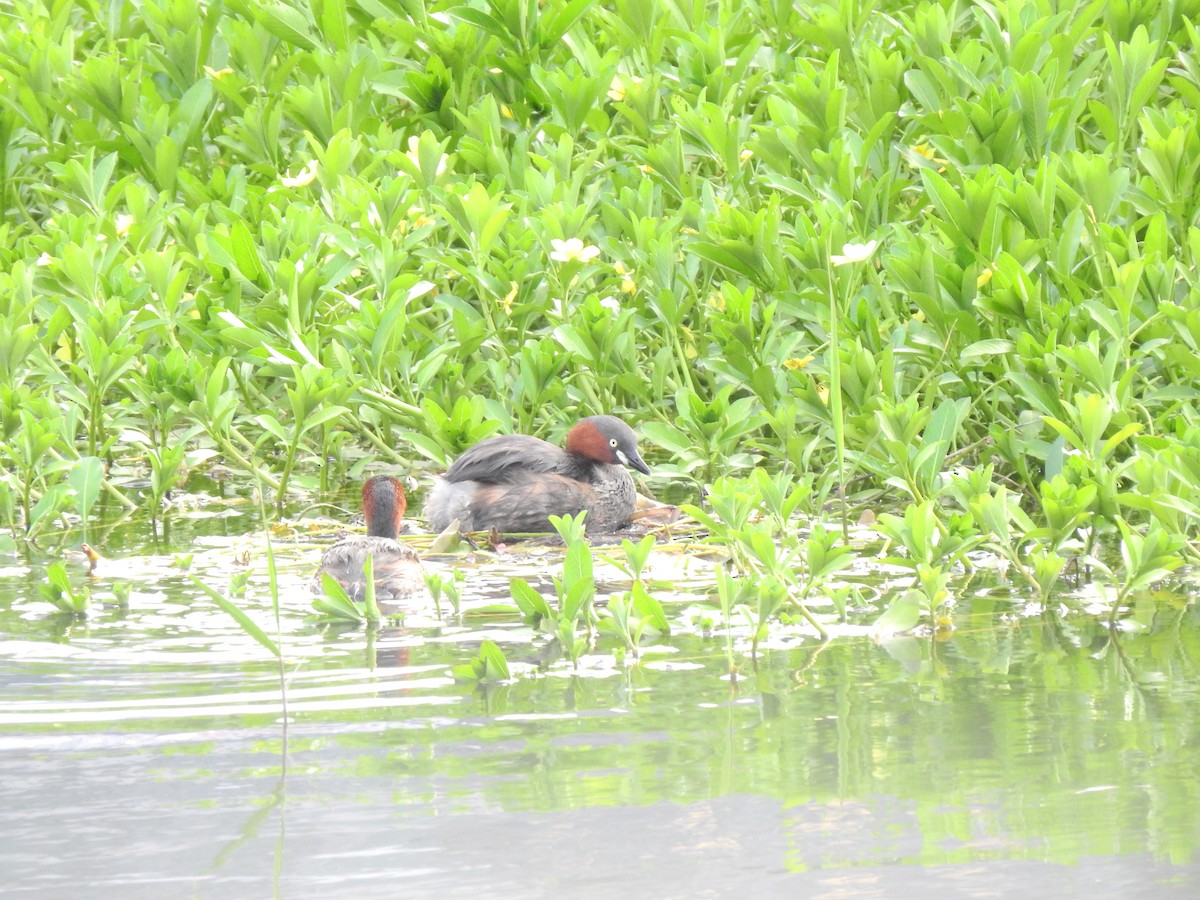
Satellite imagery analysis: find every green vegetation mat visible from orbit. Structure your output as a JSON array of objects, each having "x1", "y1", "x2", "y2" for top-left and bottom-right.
[{"x1": 3, "y1": 0, "x2": 1200, "y2": 614}]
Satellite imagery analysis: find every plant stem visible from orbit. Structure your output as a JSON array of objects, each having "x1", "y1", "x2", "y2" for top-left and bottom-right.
[{"x1": 827, "y1": 259, "x2": 848, "y2": 541}]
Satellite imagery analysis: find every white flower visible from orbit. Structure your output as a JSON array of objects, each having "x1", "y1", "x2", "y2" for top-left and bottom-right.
[
  {"x1": 830, "y1": 240, "x2": 879, "y2": 267},
  {"x1": 598, "y1": 295, "x2": 621, "y2": 313},
  {"x1": 281, "y1": 160, "x2": 318, "y2": 188},
  {"x1": 550, "y1": 237, "x2": 601, "y2": 264},
  {"x1": 115, "y1": 213, "x2": 134, "y2": 236}
]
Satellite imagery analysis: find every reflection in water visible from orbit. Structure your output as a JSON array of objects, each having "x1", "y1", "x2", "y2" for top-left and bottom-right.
[{"x1": 1, "y1": 503, "x2": 1199, "y2": 896}]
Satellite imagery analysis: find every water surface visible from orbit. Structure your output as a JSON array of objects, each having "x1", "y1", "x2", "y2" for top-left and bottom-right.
[{"x1": 1, "y1": 494, "x2": 1198, "y2": 897}]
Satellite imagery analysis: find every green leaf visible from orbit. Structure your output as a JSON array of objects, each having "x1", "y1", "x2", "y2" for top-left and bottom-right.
[
  {"x1": 40, "y1": 562, "x2": 88, "y2": 614},
  {"x1": 68, "y1": 456, "x2": 104, "y2": 526},
  {"x1": 253, "y1": 0, "x2": 319, "y2": 49},
  {"x1": 29, "y1": 483, "x2": 72, "y2": 533},
  {"x1": 229, "y1": 220, "x2": 264, "y2": 283},
  {"x1": 544, "y1": 0, "x2": 593, "y2": 42},
  {"x1": 631, "y1": 581, "x2": 669, "y2": 635},
  {"x1": 204, "y1": 357, "x2": 232, "y2": 412},
  {"x1": 873, "y1": 590, "x2": 922, "y2": 635},
  {"x1": 46, "y1": 561, "x2": 74, "y2": 595},
  {"x1": 362, "y1": 552, "x2": 381, "y2": 621},
  {"x1": 192, "y1": 577, "x2": 281, "y2": 657},
  {"x1": 477, "y1": 639, "x2": 510, "y2": 680},
  {"x1": 319, "y1": 0, "x2": 349, "y2": 49},
  {"x1": 510, "y1": 578, "x2": 554, "y2": 624},
  {"x1": 920, "y1": 168, "x2": 969, "y2": 233},
  {"x1": 312, "y1": 574, "x2": 364, "y2": 621},
  {"x1": 960, "y1": 339, "x2": 1014, "y2": 362},
  {"x1": 918, "y1": 398, "x2": 969, "y2": 484},
  {"x1": 446, "y1": 7, "x2": 509, "y2": 45}
]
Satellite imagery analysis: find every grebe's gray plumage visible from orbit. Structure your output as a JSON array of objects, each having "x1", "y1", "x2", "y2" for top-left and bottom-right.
[{"x1": 426, "y1": 415, "x2": 650, "y2": 534}]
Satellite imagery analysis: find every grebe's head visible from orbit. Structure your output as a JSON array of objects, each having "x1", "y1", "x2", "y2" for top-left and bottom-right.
[
  {"x1": 362, "y1": 476, "x2": 407, "y2": 539},
  {"x1": 564, "y1": 415, "x2": 651, "y2": 475}
]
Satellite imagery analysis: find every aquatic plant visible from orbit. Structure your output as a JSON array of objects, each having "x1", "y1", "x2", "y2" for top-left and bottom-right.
[
  {"x1": 1, "y1": 0, "x2": 1197, "y2": 631},
  {"x1": 598, "y1": 582, "x2": 670, "y2": 660},
  {"x1": 38, "y1": 562, "x2": 89, "y2": 616},
  {"x1": 450, "y1": 639, "x2": 511, "y2": 683},
  {"x1": 424, "y1": 567, "x2": 466, "y2": 617},
  {"x1": 312, "y1": 556, "x2": 384, "y2": 623},
  {"x1": 194, "y1": 575, "x2": 282, "y2": 657}
]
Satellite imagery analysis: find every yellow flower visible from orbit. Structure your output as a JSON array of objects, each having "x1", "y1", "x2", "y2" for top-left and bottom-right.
[
  {"x1": 502, "y1": 281, "x2": 518, "y2": 314},
  {"x1": 636, "y1": 164, "x2": 655, "y2": 174},
  {"x1": 783, "y1": 356, "x2": 813, "y2": 371},
  {"x1": 397, "y1": 206, "x2": 434, "y2": 234},
  {"x1": 550, "y1": 237, "x2": 601, "y2": 264},
  {"x1": 614, "y1": 262, "x2": 637, "y2": 294},
  {"x1": 54, "y1": 332, "x2": 72, "y2": 363},
  {"x1": 280, "y1": 160, "x2": 318, "y2": 188},
  {"x1": 909, "y1": 142, "x2": 948, "y2": 165},
  {"x1": 830, "y1": 240, "x2": 879, "y2": 267},
  {"x1": 204, "y1": 66, "x2": 234, "y2": 79},
  {"x1": 976, "y1": 268, "x2": 993, "y2": 288},
  {"x1": 500, "y1": 104, "x2": 513, "y2": 119},
  {"x1": 410, "y1": 207, "x2": 435, "y2": 229},
  {"x1": 815, "y1": 383, "x2": 830, "y2": 405},
  {"x1": 739, "y1": 148, "x2": 754, "y2": 163},
  {"x1": 607, "y1": 74, "x2": 642, "y2": 102}
]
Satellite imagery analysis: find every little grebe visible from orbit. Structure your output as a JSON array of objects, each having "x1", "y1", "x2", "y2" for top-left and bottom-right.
[
  {"x1": 312, "y1": 476, "x2": 424, "y2": 601},
  {"x1": 425, "y1": 414, "x2": 651, "y2": 534}
]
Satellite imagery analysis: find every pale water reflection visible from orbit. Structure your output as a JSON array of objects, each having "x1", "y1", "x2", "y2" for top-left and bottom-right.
[{"x1": 1, "y1": 504, "x2": 1198, "y2": 897}]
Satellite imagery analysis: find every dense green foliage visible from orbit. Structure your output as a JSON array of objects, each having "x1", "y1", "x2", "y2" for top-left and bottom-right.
[{"x1": 3, "y1": 0, "x2": 1200, "y2": 607}]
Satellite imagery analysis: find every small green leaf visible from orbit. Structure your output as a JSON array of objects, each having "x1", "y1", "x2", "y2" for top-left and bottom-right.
[
  {"x1": 510, "y1": 578, "x2": 554, "y2": 624},
  {"x1": 192, "y1": 577, "x2": 281, "y2": 657},
  {"x1": 631, "y1": 582, "x2": 670, "y2": 634},
  {"x1": 477, "y1": 639, "x2": 510, "y2": 680},
  {"x1": 68, "y1": 456, "x2": 104, "y2": 527},
  {"x1": 873, "y1": 590, "x2": 922, "y2": 635}
]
